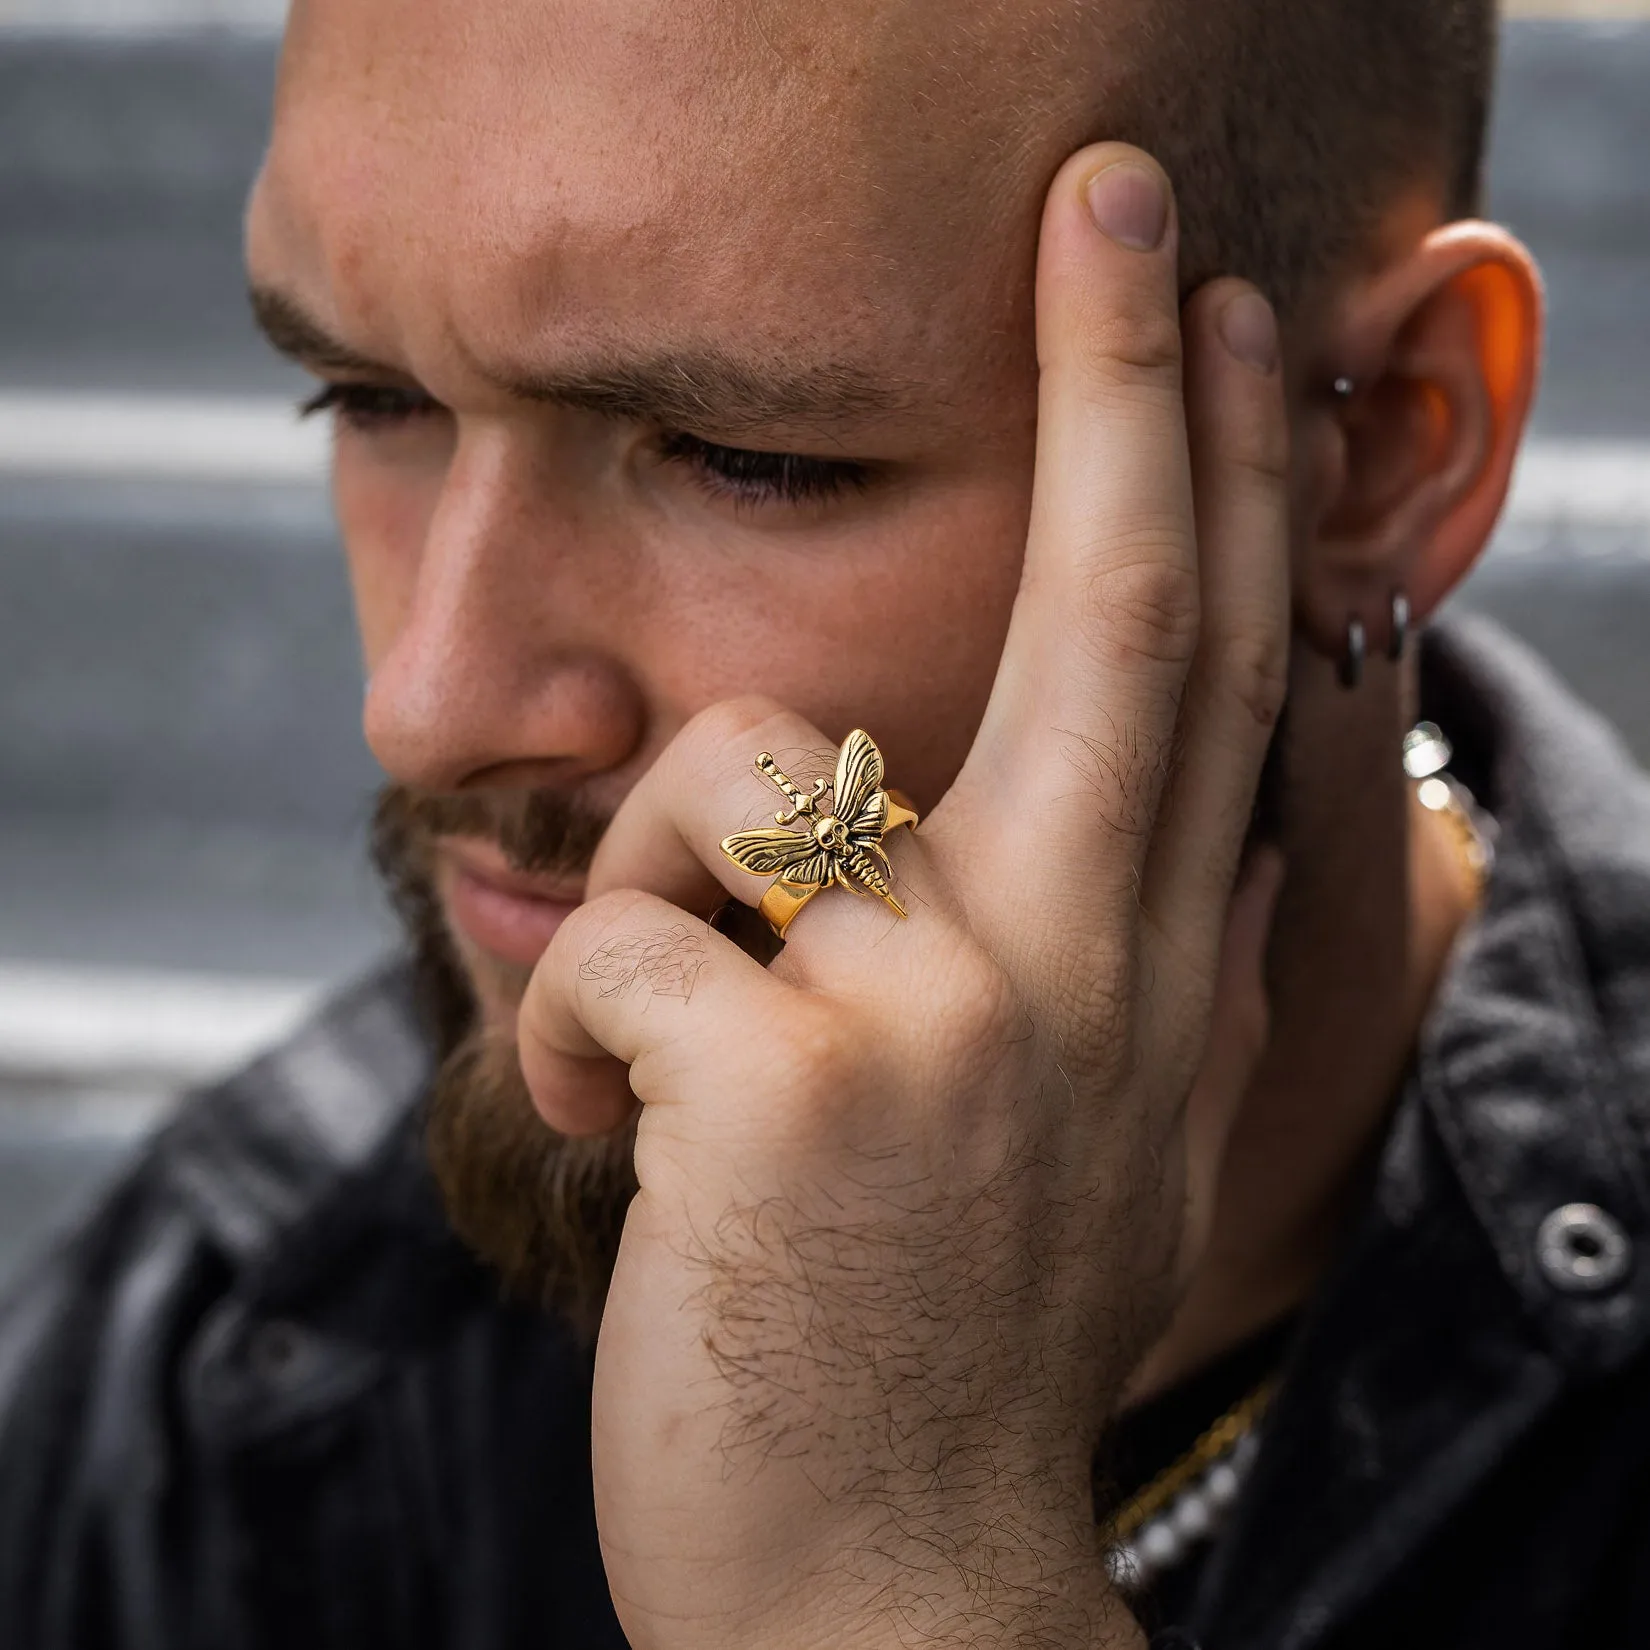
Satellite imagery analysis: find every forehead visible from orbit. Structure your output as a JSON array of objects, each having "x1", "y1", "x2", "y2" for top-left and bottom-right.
[{"x1": 252, "y1": 0, "x2": 1119, "y2": 400}]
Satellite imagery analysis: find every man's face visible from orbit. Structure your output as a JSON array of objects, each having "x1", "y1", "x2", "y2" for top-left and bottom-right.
[{"x1": 247, "y1": 0, "x2": 1146, "y2": 1034}]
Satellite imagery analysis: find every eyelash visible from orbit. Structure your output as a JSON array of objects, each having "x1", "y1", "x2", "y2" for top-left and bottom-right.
[
  {"x1": 655, "y1": 431, "x2": 871, "y2": 506},
  {"x1": 299, "y1": 383, "x2": 441, "y2": 429},
  {"x1": 299, "y1": 384, "x2": 873, "y2": 505}
]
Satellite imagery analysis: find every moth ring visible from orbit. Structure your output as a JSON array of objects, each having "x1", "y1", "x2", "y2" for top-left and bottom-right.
[{"x1": 719, "y1": 729, "x2": 919, "y2": 940}]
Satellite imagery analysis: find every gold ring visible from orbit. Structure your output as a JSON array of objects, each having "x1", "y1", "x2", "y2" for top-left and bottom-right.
[{"x1": 719, "y1": 729, "x2": 919, "y2": 940}]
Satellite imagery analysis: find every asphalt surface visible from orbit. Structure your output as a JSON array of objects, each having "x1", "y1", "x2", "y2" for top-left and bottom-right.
[{"x1": 2, "y1": 20, "x2": 1649, "y2": 1286}]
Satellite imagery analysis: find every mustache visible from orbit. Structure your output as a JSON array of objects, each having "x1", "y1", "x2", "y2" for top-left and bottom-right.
[
  {"x1": 372, "y1": 783, "x2": 615, "y2": 882},
  {"x1": 369, "y1": 780, "x2": 615, "y2": 1057}
]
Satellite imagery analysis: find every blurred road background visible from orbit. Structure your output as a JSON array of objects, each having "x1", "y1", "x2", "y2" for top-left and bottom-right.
[{"x1": 3, "y1": 5, "x2": 1649, "y2": 1289}]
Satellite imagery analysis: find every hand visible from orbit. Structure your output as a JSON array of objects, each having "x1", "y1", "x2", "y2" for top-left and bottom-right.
[{"x1": 519, "y1": 143, "x2": 1290, "y2": 1650}]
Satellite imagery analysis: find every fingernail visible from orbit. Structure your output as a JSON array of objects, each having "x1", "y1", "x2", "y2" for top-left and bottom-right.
[
  {"x1": 1086, "y1": 162, "x2": 1168, "y2": 252},
  {"x1": 1219, "y1": 290, "x2": 1280, "y2": 375}
]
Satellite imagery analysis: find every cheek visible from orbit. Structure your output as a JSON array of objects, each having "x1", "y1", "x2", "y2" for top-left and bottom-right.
[
  {"x1": 868, "y1": 492, "x2": 1028, "y2": 806},
  {"x1": 333, "y1": 433, "x2": 450, "y2": 673},
  {"x1": 639, "y1": 482, "x2": 1030, "y2": 811}
]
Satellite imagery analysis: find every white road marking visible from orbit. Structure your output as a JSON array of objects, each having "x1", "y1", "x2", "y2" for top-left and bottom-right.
[
  {"x1": 0, "y1": 2, "x2": 285, "y2": 34},
  {"x1": 1506, "y1": 439, "x2": 1650, "y2": 527},
  {"x1": 0, "y1": 962, "x2": 323, "y2": 1083},
  {"x1": 0, "y1": 393, "x2": 1645, "y2": 532},
  {"x1": 0, "y1": 393, "x2": 330, "y2": 485}
]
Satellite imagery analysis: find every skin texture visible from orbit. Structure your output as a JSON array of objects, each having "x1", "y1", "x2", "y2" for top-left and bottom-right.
[{"x1": 247, "y1": 0, "x2": 1544, "y2": 1642}]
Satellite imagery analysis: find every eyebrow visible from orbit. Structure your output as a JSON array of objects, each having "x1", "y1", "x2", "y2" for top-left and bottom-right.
[
  {"x1": 252, "y1": 286, "x2": 385, "y2": 376},
  {"x1": 249, "y1": 284, "x2": 917, "y2": 441}
]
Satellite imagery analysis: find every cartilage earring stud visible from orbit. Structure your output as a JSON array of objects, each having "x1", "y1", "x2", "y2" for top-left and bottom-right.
[
  {"x1": 1389, "y1": 589, "x2": 1411, "y2": 662},
  {"x1": 1333, "y1": 376, "x2": 1356, "y2": 399},
  {"x1": 1339, "y1": 616, "x2": 1366, "y2": 690}
]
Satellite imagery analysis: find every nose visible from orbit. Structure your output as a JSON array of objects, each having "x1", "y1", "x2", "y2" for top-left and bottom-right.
[{"x1": 362, "y1": 433, "x2": 646, "y2": 795}]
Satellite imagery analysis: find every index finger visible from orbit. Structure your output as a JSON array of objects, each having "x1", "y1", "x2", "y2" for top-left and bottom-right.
[{"x1": 946, "y1": 144, "x2": 1196, "y2": 911}]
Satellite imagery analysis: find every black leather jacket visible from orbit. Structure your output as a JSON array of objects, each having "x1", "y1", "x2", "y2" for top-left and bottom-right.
[{"x1": 5, "y1": 617, "x2": 1650, "y2": 1650}]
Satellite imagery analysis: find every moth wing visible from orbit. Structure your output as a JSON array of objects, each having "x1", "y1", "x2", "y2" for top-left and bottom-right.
[
  {"x1": 832, "y1": 729, "x2": 886, "y2": 824},
  {"x1": 846, "y1": 789, "x2": 889, "y2": 838},
  {"x1": 777, "y1": 851, "x2": 838, "y2": 892},
  {"x1": 720, "y1": 828, "x2": 824, "y2": 878}
]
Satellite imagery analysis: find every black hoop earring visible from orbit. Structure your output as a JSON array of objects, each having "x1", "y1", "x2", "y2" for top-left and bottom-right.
[
  {"x1": 1339, "y1": 617, "x2": 1367, "y2": 690},
  {"x1": 1389, "y1": 590, "x2": 1411, "y2": 662}
]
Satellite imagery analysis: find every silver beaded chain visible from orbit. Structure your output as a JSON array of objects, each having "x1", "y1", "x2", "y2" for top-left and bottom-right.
[{"x1": 1104, "y1": 1427, "x2": 1263, "y2": 1595}]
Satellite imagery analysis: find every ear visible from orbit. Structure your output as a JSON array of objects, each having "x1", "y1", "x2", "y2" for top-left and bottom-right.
[{"x1": 1293, "y1": 221, "x2": 1543, "y2": 664}]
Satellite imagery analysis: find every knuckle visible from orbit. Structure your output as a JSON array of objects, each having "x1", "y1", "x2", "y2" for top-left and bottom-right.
[
  {"x1": 1078, "y1": 299, "x2": 1184, "y2": 390},
  {"x1": 1079, "y1": 553, "x2": 1201, "y2": 672},
  {"x1": 767, "y1": 997, "x2": 861, "y2": 1102},
  {"x1": 677, "y1": 696, "x2": 838, "y2": 800},
  {"x1": 552, "y1": 887, "x2": 648, "y2": 963},
  {"x1": 1222, "y1": 404, "x2": 1291, "y2": 489},
  {"x1": 1213, "y1": 624, "x2": 1289, "y2": 731},
  {"x1": 929, "y1": 948, "x2": 1024, "y2": 1061},
  {"x1": 682, "y1": 695, "x2": 791, "y2": 760}
]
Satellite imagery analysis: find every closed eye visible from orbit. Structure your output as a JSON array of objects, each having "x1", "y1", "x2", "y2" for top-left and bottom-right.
[
  {"x1": 299, "y1": 382, "x2": 445, "y2": 430},
  {"x1": 656, "y1": 431, "x2": 874, "y2": 506}
]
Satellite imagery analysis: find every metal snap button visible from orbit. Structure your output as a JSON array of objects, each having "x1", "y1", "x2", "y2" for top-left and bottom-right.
[{"x1": 1536, "y1": 1203, "x2": 1632, "y2": 1294}]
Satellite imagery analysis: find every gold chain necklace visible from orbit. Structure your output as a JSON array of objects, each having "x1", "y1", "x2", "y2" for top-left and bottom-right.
[{"x1": 1104, "y1": 1373, "x2": 1280, "y2": 1536}]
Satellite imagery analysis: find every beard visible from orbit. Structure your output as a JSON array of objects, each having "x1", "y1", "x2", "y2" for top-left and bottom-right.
[{"x1": 371, "y1": 784, "x2": 638, "y2": 1340}]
